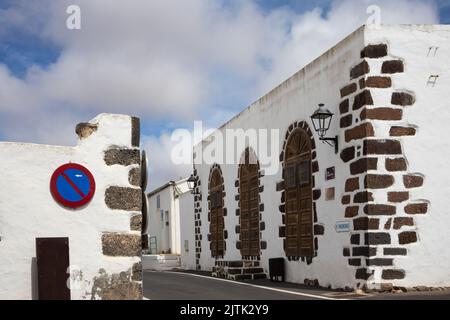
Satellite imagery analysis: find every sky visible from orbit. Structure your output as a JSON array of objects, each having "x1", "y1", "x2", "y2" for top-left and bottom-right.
[{"x1": 0, "y1": 0, "x2": 448, "y2": 190}]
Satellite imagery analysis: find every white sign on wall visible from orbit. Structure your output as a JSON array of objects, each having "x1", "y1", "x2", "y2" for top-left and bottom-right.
[{"x1": 335, "y1": 221, "x2": 351, "y2": 233}]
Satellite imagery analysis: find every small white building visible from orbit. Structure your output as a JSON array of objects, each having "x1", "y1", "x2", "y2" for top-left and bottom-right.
[
  {"x1": 188, "y1": 25, "x2": 450, "y2": 291},
  {"x1": 146, "y1": 179, "x2": 195, "y2": 269}
]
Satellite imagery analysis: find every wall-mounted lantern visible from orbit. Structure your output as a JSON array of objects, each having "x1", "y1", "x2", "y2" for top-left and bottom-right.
[
  {"x1": 310, "y1": 103, "x2": 339, "y2": 154},
  {"x1": 187, "y1": 174, "x2": 200, "y2": 195}
]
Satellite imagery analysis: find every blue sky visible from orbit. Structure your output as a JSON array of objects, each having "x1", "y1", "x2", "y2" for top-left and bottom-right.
[
  {"x1": 257, "y1": 0, "x2": 450, "y2": 22},
  {"x1": 0, "y1": 0, "x2": 447, "y2": 187},
  {"x1": 258, "y1": 0, "x2": 333, "y2": 14},
  {"x1": 2, "y1": 1, "x2": 444, "y2": 84},
  {"x1": 439, "y1": 0, "x2": 450, "y2": 23}
]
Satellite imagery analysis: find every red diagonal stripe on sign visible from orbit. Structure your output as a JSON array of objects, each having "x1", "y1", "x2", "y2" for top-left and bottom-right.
[{"x1": 61, "y1": 172, "x2": 86, "y2": 198}]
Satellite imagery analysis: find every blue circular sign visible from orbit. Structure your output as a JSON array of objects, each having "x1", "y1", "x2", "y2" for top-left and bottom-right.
[{"x1": 50, "y1": 163, "x2": 96, "y2": 208}]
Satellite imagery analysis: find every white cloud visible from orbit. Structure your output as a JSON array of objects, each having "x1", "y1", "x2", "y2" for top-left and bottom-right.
[
  {"x1": 257, "y1": 0, "x2": 439, "y2": 93},
  {"x1": 143, "y1": 133, "x2": 192, "y2": 191},
  {"x1": 0, "y1": 0, "x2": 440, "y2": 187},
  {"x1": 143, "y1": 122, "x2": 218, "y2": 190}
]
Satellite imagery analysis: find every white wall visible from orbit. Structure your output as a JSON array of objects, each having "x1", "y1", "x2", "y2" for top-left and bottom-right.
[
  {"x1": 193, "y1": 26, "x2": 366, "y2": 289},
  {"x1": 192, "y1": 25, "x2": 450, "y2": 289},
  {"x1": 147, "y1": 179, "x2": 190, "y2": 255},
  {"x1": 365, "y1": 25, "x2": 450, "y2": 287},
  {"x1": 0, "y1": 114, "x2": 141, "y2": 299},
  {"x1": 147, "y1": 186, "x2": 172, "y2": 253},
  {"x1": 179, "y1": 191, "x2": 196, "y2": 270}
]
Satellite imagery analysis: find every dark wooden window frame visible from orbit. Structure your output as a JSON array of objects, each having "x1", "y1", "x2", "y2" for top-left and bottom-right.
[
  {"x1": 238, "y1": 148, "x2": 261, "y2": 259},
  {"x1": 208, "y1": 165, "x2": 226, "y2": 259},
  {"x1": 284, "y1": 128, "x2": 314, "y2": 259}
]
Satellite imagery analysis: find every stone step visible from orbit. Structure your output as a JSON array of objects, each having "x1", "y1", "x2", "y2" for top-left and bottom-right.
[
  {"x1": 226, "y1": 268, "x2": 243, "y2": 275},
  {"x1": 212, "y1": 266, "x2": 223, "y2": 272},
  {"x1": 229, "y1": 273, "x2": 267, "y2": 281},
  {"x1": 223, "y1": 267, "x2": 264, "y2": 274},
  {"x1": 214, "y1": 270, "x2": 267, "y2": 281},
  {"x1": 215, "y1": 260, "x2": 260, "y2": 268},
  {"x1": 229, "y1": 274, "x2": 252, "y2": 281},
  {"x1": 213, "y1": 260, "x2": 265, "y2": 281},
  {"x1": 242, "y1": 267, "x2": 264, "y2": 274},
  {"x1": 252, "y1": 273, "x2": 267, "y2": 280},
  {"x1": 242, "y1": 261, "x2": 260, "y2": 268}
]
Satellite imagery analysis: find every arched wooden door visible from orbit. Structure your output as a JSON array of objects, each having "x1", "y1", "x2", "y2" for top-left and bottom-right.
[
  {"x1": 284, "y1": 129, "x2": 314, "y2": 258},
  {"x1": 239, "y1": 149, "x2": 260, "y2": 258},
  {"x1": 209, "y1": 168, "x2": 225, "y2": 258}
]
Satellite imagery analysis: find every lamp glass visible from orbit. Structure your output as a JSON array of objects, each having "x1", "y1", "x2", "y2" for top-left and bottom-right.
[
  {"x1": 311, "y1": 104, "x2": 333, "y2": 139},
  {"x1": 187, "y1": 175, "x2": 196, "y2": 190}
]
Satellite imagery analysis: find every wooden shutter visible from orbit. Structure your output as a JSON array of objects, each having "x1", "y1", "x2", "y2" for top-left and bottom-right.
[
  {"x1": 298, "y1": 159, "x2": 313, "y2": 257},
  {"x1": 239, "y1": 161, "x2": 260, "y2": 258},
  {"x1": 240, "y1": 177, "x2": 250, "y2": 257},
  {"x1": 285, "y1": 162, "x2": 299, "y2": 257},
  {"x1": 284, "y1": 129, "x2": 314, "y2": 258},
  {"x1": 209, "y1": 169, "x2": 225, "y2": 258}
]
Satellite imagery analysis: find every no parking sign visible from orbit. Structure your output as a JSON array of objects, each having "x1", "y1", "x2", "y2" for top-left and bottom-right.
[{"x1": 50, "y1": 163, "x2": 96, "y2": 209}]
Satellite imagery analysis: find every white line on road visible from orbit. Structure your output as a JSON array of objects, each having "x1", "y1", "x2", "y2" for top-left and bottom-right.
[{"x1": 147, "y1": 271, "x2": 347, "y2": 301}]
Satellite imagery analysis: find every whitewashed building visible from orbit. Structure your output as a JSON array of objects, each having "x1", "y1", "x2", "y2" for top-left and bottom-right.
[
  {"x1": 0, "y1": 114, "x2": 143, "y2": 300},
  {"x1": 145, "y1": 179, "x2": 195, "y2": 270},
  {"x1": 188, "y1": 25, "x2": 450, "y2": 291}
]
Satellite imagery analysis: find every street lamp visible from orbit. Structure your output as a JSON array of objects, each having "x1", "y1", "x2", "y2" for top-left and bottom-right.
[
  {"x1": 310, "y1": 103, "x2": 339, "y2": 154},
  {"x1": 187, "y1": 174, "x2": 199, "y2": 195}
]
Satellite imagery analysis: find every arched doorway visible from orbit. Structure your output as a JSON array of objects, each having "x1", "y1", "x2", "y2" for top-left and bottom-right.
[
  {"x1": 209, "y1": 166, "x2": 225, "y2": 258},
  {"x1": 239, "y1": 148, "x2": 260, "y2": 258},
  {"x1": 284, "y1": 128, "x2": 314, "y2": 258}
]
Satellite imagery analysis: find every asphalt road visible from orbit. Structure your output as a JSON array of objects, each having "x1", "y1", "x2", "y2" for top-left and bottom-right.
[
  {"x1": 143, "y1": 270, "x2": 450, "y2": 300},
  {"x1": 144, "y1": 271, "x2": 360, "y2": 300}
]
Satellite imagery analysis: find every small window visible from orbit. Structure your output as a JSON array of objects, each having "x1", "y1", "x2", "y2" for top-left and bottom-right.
[
  {"x1": 160, "y1": 209, "x2": 164, "y2": 221},
  {"x1": 210, "y1": 193, "x2": 216, "y2": 208},
  {"x1": 210, "y1": 192, "x2": 221, "y2": 209},
  {"x1": 286, "y1": 165, "x2": 296, "y2": 188},
  {"x1": 165, "y1": 211, "x2": 169, "y2": 225},
  {"x1": 297, "y1": 160, "x2": 311, "y2": 186},
  {"x1": 184, "y1": 240, "x2": 189, "y2": 252},
  {"x1": 156, "y1": 195, "x2": 161, "y2": 209}
]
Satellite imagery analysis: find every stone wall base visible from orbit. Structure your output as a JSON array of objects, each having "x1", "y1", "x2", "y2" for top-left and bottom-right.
[{"x1": 212, "y1": 260, "x2": 266, "y2": 281}]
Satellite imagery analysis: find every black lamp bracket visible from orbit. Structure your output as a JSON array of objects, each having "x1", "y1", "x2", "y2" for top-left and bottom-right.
[{"x1": 319, "y1": 136, "x2": 339, "y2": 154}]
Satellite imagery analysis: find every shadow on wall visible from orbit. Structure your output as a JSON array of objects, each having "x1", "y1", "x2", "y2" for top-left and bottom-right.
[{"x1": 31, "y1": 257, "x2": 38, "y2": 300}]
